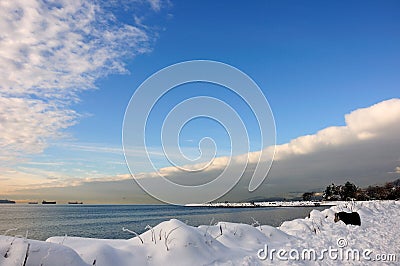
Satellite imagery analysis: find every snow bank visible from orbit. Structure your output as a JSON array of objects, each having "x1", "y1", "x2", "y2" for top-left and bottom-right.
[
  {"x1": 0, "y1": 236, "x2": 87, "y2": 266},
  {"x1": 1, "y1": 201, "x2": 399, "y2": 265},
  {"x1": 186, "y1": 200, "x2": 331, "y2": 207}
]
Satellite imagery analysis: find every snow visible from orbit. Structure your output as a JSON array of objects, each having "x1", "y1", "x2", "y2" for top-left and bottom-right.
[
  {"x1": 1, "y1": 201, "x2": 399, "y2": 265},
  {"x1": 186, "y1": 200, "x2": 330, "y2": 207}
]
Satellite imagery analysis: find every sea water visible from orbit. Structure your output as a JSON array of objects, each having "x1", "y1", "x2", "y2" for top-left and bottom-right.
[{"x1": 0, "y1": 204, "x2": 329, "y2": 241}]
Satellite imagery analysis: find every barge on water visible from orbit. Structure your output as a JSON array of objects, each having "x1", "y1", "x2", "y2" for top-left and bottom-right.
[
  {"x1": 68, "y1": 201, "x2": 83, "y2": 204},
  {"x1": 0, "y1": 199, "x2": 15, "y2": 204},
  {"x1": 42, "y1": 200, "x2": 56, "y2": 204}
]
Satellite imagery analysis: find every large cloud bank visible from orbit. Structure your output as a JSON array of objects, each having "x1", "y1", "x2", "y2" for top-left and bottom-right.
[{"x1": 9, "y1": 98, "x2": 400, "y2": 203}]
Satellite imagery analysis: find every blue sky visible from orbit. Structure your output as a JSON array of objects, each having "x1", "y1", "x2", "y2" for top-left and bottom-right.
[
  {"x1": 73, "y1": 0, "x2": 399, "y2": 144},
  {"x1": 1, "y1": 0, "x2": 399, "y2": 203}
]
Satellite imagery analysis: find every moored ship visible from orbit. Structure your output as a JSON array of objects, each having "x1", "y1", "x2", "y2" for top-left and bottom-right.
[
  {"x1": 0, "y1": 199, "x2": 15, "y2": 204},
  {"x1": 42, "y1": 200, "x2": 56, "y2": 204},
  {"x1": 68, "y1": 201, "x2": 83, "y2": 204}
]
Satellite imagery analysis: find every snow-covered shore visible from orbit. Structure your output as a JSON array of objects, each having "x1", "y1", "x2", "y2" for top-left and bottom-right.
[
  {"x1": 186, "y1": 200, "x2": 335, "y2": 208},
  {"x1": 1, "y1": 201, "x2": 399, "y2": 265}
]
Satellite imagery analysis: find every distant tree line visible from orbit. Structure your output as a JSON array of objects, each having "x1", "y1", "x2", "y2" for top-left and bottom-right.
[{"x1": 302, "y1": 179, "x2": 400, "y2": 201}]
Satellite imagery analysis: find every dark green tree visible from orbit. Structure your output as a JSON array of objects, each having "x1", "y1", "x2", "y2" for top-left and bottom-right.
[
  {"x1": 323, "y1": 183, "x2": 342, "y2": 200},
  {"x1": 387, "y1": 187, "x2": 400, "y2": 200},
  {"x1": 302, "y1": 192, "x2": 313, "y2": 201},
  {"x1": 341, "y1": 181, "x2": 357, "y2": 200}
]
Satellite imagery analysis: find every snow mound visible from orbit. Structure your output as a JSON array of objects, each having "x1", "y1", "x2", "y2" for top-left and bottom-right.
[
  {"x1": 0, "y1": 235, "x2": 87, "y2": 266},
  {"x1": 1, "y1": 201, "x2": 399, "y2": 265}
]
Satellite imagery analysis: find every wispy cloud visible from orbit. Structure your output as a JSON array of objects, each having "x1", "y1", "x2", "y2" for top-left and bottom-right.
[
  {"x1": 25, "y1": 161, "x2": 65, "y2": 166},
  {"x1": 55, "y1": 142, "x2": 216, "y2": 165},
  {"x1": 147, "y1": 0, "x2": 163, "y2": 12},
  {"x1": 0, "y1": 0, "x2": 152, "y2": 99},
  {"x1": 56, "y1": 143, "x2": 127, "y2": 155},
  {"x1": 1, "y1": 163, "x2": 131, "y2": 192},
  {"x1": 56, "y1": 142, "x2": 165, "y2": 157},
  {"x1": 0, "y1": 0, "x2": 162, "y2": 161},
  {"x1": 0, "y1": 97, "x2": 76, "y2": 159}
]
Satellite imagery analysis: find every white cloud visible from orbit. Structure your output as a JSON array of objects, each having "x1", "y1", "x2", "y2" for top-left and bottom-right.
[
  {"x1": 0, "y1": 0, "x2": 151, "y2": 98},
  {"x1": 141, "y1": 98, "x2": 400, "y2": 178},
  {"x1": 4, "y1": 98, "x2": 400, "y2": 202},
  {"x1": 110, "y1": 98, "x2": 400, "y2": 201},
  {"x1": 273, "y1": 98, "x2": 400, "y2": 160},
  {"x1": 58, "y1": 142, "x2": 166, "y2": 157},
  {"x1": 394, "y1": 166, "x2": 400, "y2": 174},
  {"x1": 147, "y1": 0, "x2": 162, "y2": 11},
  {"x1": 6, "y1": 99, "x2": 400, "y2": 202},
  {"x1": 1, "y1": 164, "x2": 131, "y2": 193},
  {"x1": 0, "y1": 0, "x2": 160, "y2": 160},
  {"x1": 0, "y1": 96, "x2": 77, "y2": 164}
]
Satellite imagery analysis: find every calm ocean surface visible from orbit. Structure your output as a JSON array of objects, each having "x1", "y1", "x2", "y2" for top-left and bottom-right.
[{"x1": 0, "y1": 204, "x2": 329, "y2": 241}]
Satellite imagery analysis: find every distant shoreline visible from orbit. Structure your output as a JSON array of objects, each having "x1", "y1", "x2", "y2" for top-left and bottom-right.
[
  {"x1": 2, "y1": 200, "x2": 384, "y2": 207},
  {"x1": 186, "y1": 201, "x2": 338, "y2": 208}
]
